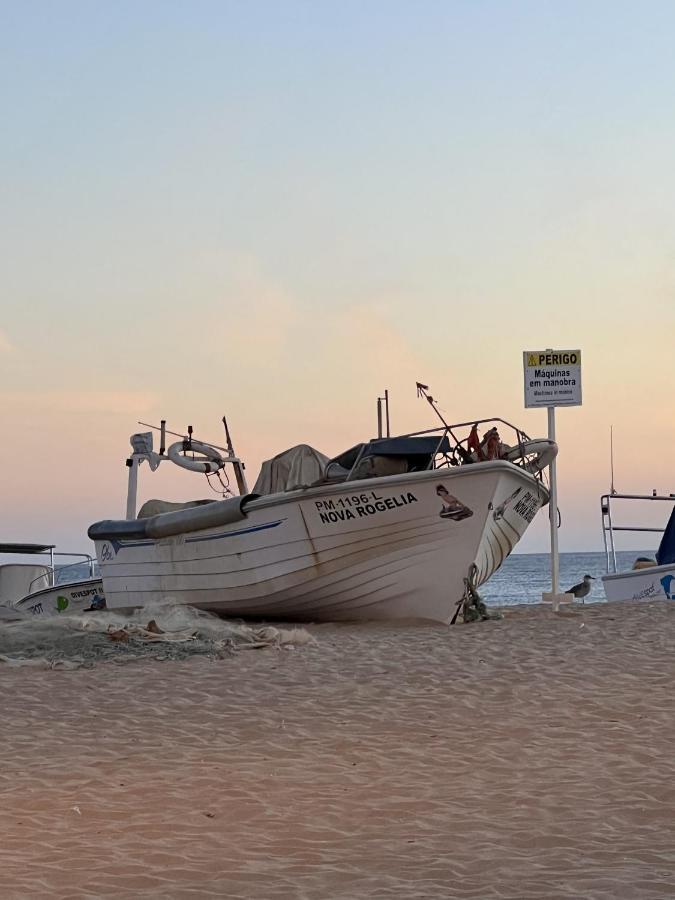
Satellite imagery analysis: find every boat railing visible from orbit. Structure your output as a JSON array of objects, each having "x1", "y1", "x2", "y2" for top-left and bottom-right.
[
  {"x1": 401, "y1": 418, "x2": 544, "y2": 479},
  {"x1": 601, "y1": 492, "x2": 675, "y2": 573},
  {"x1": 27, "y1": 553, "x2": 97, "y2": 594}
]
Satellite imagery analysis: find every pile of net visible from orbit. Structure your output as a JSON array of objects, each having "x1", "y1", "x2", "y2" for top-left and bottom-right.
[{"x1": 0, "y1": 602, "x2": 314, "y2": 669}]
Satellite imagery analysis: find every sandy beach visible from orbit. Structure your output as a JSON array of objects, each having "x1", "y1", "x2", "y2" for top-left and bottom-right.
[{"x1": 2, "y1": 601, "x2": 675, "y2": 899}]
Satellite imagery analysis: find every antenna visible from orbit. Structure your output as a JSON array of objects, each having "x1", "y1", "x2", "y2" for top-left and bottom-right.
[
  {"x1": 222, "y1": 415, "x2": 248, "y2": 496},
  {"x1": 610, "y1": 425, "x2": 616, "y2": 495},
  {"x1": 376, "y1": 390, "x2": 391, "y2": 439},
  {"x1": 223, "y1": 416, "x2": 235, "y2": 457},
  {"x1": 416, "y1": 382, "x2": 446, "y2": 426},
  {"x1": 415, "y1": 382, "x2": 465, "y2": 454}
]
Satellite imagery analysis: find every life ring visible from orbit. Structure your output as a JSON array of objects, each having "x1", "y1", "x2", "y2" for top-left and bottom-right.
[
  {"x1": 502, "y1": 439, "x2": 558, "y2": 473},
  {"x1": 167, "y1": 440, "x2": 225, "y2": 474}
]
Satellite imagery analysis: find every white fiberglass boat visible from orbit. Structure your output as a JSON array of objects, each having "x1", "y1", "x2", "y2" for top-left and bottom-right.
[
  {"x1": 0, "y1": 543, "x2": 104, "y2": 617},
  {"x1": 601, "y1": 492, "x2": 675, "y2": 602},
  {"x1": 89, "y1": 396, "x2": 557, "y2": 624}
]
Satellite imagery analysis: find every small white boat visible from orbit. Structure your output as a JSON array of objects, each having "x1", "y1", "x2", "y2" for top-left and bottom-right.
[
  {"x1": 89, "y1": 400, "x2": 557, "y2": 624},
  {"x1": 600, "y1": 492, "x2": 675, "y2": 602},
  {"x1": 0, "y1": 542, "x2": 105, "y2": 616}
]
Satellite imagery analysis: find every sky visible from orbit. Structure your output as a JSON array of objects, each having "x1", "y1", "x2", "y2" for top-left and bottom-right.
[{"x1": 1, "y1": 0, "x2": 674, "y2": 557}]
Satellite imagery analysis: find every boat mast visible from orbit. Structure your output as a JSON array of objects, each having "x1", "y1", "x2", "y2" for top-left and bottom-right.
[
  {"x1": 126, "y1": 457, "x2": 140, "y2": 519},
  {"x1": 222, "y1": 416, "x2": 249, "y2": 495},
  {"x1": 376, "y1": 390, "x2": 391, "y2": 439}
]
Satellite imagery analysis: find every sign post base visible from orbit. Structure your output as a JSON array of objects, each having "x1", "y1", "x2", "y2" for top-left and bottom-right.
[{"x1": 542, "y1": 592, "x2": 574, "y2": 611}]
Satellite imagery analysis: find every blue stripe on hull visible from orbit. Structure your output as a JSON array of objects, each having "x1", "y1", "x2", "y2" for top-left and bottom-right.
[{"x1": 111, "y1": 519, "x2": 285, "y2": 554}]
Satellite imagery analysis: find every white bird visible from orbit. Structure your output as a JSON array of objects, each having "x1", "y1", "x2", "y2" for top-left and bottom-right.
[{"x1": 565, "y1": 574, "x2": 595, "y2": 602}]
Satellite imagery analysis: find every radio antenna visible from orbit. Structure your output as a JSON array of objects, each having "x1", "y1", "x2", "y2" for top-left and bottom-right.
[
  {"x1": 415, "y1": 382, "x2": 463, "y2": 449},
  {"x1": 610, "y1": 425, "x2": 616, "y2": 495}
]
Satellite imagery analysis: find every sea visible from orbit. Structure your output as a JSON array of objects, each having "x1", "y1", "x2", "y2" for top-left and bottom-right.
[{"x1": 481, "y1": 550, "x2": 652, "y2": 606}]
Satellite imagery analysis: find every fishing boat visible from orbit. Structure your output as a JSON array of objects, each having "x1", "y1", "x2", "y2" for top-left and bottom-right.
[
  {"x1": 88, "y1": 389, "x2": 557, "y2": 623},
  {"x1": 601, "y1": 491, "x2": 675, "y2": 602},
  {"x1": 0, "y1": 543, "x2": 104, "y2": 616}
]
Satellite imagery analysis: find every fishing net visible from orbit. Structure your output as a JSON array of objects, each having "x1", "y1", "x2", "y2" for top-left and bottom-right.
[{"x1": 0, "y1": 601, "x2": 314, "y2": 668}]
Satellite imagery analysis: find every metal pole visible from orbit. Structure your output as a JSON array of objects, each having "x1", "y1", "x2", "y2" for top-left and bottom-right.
[
  {"x1": 222, "y1": 416, "x2": 249, "y2": 495},
  {"x1": 601, "y1": 496, "x2": 610, "y2": 573},
  {"x1": 385, "y1": 389, "x2": 390, "y2": 437},
  {"x1": 137, "y1": 420, "x2": 230, "y2": 454},
  {"x1": 606, "y1": 496, "x2": 618, "y2": 573},
  {"x1": 377, "y1": 398, "x2": 383, "y2": 438},
  {"x1": 610, "y1": 425, "x2": 615, "y2": 494},
  {"x1": 547, "y1": 406, "x2": 560, "y2": 594},
  {"x1": 126, "y1": 457, "x2": 139, "y2": 520}
]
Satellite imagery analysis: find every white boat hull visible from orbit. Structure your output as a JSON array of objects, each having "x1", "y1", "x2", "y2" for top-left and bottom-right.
[
  {"x1": 13, "y1": 579, "x2": 106, "y2": 617},
  {"x1": 93, "y1": 462, "x2": 547, "y2": 624},
  {"x1": 602, "y1": 564, "x2": 675, "y2": 603}
]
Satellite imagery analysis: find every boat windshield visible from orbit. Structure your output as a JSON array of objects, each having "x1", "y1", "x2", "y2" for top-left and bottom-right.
[{"x1": 323, "y1": 419, "x2": 548, "y2": 485}]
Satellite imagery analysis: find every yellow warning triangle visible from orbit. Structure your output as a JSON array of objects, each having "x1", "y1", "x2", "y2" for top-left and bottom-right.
[{"x1": 527, "y1": 353, "x2": 537, "y2": 366}]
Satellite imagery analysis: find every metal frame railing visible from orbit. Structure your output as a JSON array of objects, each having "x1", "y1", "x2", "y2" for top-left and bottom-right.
[
  {"x1": 601, "y1": 492, "x2": 675, "y2": 573},
  {"x1": 27, "y1": 552, "x2": 97, "y2": 594},
  {"x1": 344, "y1": 418, "x2": 547, "y2": 484},
  {"x1": 400, "y1": 418, "x2": 541, "y2": 476}
]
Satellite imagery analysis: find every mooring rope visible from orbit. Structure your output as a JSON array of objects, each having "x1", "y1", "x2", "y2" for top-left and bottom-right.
[{"x1": 451, "y1": 563, "x2": 501, "y2": 624}]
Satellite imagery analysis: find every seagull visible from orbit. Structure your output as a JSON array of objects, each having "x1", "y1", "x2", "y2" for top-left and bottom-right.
[{"x1": 565, "y1": 574, "x2": 595, "y2": 603}]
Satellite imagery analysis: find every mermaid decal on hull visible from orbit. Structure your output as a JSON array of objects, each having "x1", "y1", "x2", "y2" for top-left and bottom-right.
[{"x1": 436, "y1": 485, "x2": 473, "y2": 521}]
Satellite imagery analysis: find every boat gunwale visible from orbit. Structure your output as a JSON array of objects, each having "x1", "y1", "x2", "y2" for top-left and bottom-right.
[
  {"x1": 602, "y1": 561, "x2": 675, "y2": 582},
  {"x1": 246, "y1": 459, "x2": 549, "y2": 513},
  {"x1": 13, "y1": 577, "x2": 104, "y2": 604},
  {"x1": 88, "y1": 462, "x2": 548, "y2": 546}
]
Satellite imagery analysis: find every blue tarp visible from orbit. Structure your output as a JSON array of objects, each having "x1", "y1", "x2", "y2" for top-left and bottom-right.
[{"x1": 656, "y1": 505, "x2": 675, "y2": 565}]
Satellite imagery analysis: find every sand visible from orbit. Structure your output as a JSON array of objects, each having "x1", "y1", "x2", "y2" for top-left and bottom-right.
[{"x1": 2, "y1": 601, "x2": 675, "y2": 899}]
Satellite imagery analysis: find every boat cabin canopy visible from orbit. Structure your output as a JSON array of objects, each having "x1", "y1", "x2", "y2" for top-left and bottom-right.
[
  {"x1": 326, "y1": 435, "x2": 452, "y2": 481},
  {"x1": 0, "y1": 543, "x2": 56, "y2": 556}
]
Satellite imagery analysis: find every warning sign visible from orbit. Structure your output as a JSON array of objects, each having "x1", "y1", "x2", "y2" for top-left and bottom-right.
[{"x1": 523, "y1": 350, "x2": 582, "y2": 408}]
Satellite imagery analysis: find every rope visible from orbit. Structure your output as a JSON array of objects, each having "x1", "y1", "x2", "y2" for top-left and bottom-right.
[
  {"x1": 452, "y1": 563, "x2": 501, "y2": 624},
  {"x1": 206, "y1": 468, "x2": 232, "y2": 497}
]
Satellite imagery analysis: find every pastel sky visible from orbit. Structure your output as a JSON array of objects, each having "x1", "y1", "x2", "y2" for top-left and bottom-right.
[{"x1": 1, "y1": 1, "x2": 674, "y2": 557}]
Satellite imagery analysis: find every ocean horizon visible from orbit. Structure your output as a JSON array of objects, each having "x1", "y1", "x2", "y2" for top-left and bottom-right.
[{"x1": 481, "y1": 549, "x2": 652, "y2": 606}]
